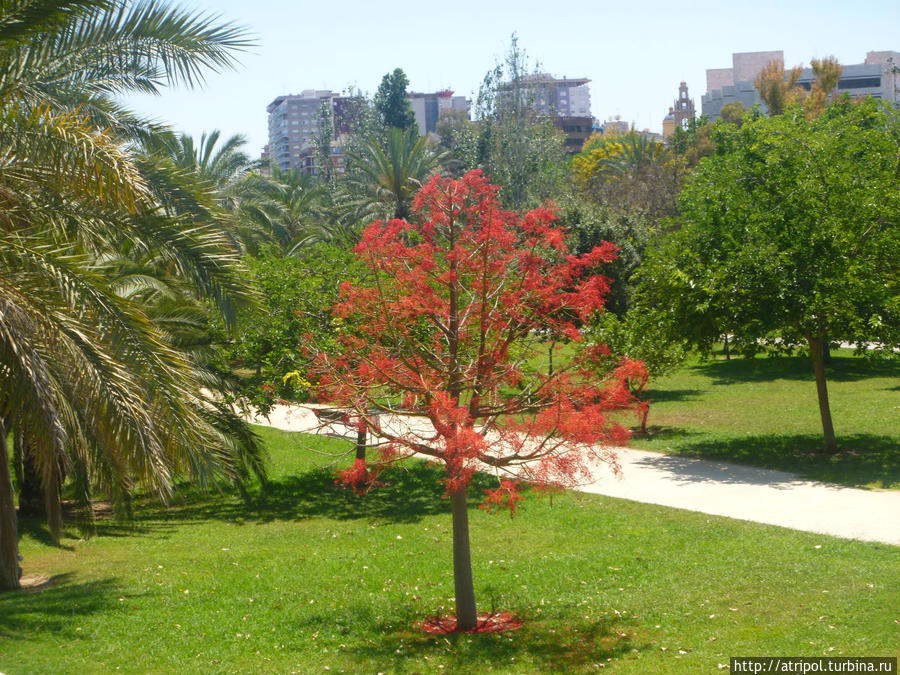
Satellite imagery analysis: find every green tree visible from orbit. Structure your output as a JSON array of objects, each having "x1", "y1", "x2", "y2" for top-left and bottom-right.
[
  {"x1": 162, "y1": 129, "x2": 257, "y2": 185},
  {"x1": 717, "y1": 101, "x2": 747, "y2": 126},
  {"x1": 558, "y1": 197, "x2": 652, "y2": 316},
  {"x1": 313, "y1": 100, "x2": 336, "y2": 183},
  {"x1": 374, "y1": 67, "x2": 416, "y2": 132},
  {"x1": 0, "y1": 0, "x2": 253, "y2": 590},
  {"x1": 434, "y1": 108, "x2": 479, "y2": 177},
  {"x1": 156, "y1": 130, "x2": 295, "y2": 254},
  {"x1": 637, "y1": 98, "x2": 900, "y2": 453},
  {"x1": 228, "y1": 244, "x2": 362, "y2": 414}
]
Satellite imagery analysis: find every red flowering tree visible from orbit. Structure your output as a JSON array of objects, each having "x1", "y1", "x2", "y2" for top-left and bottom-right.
[{"x1": 316, "y1": 170, "x2": 646, "y2": 631}]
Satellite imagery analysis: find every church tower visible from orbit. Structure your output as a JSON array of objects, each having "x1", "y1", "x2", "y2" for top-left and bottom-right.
[{"x1": 673, "y1": 81, "x2": 695, "y2": 130}]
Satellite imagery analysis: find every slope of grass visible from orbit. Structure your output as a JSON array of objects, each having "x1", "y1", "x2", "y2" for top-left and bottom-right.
[
  {"x1": 630, "y1": 351, "x2": 900, "y2": 489},
  {"x1": 2, "y1": 426, "x2": 898, "y2": 674}
]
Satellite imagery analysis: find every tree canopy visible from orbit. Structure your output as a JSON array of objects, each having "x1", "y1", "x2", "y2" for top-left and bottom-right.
[
  {"x1": 637, "y1": 98, "x2": 900, "y2": 452},
  {"x1": 374, "y1": 67, "x2": 416, "y2": 131}
]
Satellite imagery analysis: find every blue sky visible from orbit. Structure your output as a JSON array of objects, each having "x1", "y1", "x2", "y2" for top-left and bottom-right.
[{"x1": 126, "y1": 0, "x2": 900, "y2": 156}]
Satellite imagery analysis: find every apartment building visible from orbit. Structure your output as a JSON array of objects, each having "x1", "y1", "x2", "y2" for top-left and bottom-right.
[
  {"x1": 408, "y1": 90, "x2": 469, "y2": 136},
  {"x1": 266, "y1": 90, "x2": 348, "y2": 174}
]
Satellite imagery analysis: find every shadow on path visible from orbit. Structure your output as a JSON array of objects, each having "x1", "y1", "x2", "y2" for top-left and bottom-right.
[
  {"x1": 630, "y1": 452, "x2": 810, "y2": 489},
  {"x1": 636, "y1": 432, "x2": 899, "y2": 489}
]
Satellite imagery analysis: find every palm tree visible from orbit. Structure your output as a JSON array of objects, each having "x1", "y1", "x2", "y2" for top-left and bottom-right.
[
  {"x1": 345, "y1": 126, "x2": 443, "y2": 221},
  {"x1": 596, "y1": 132, "x2": 670, "y2": 180},
  {"x1": 155, "y1": 130, "x2": 290, "y2": 254},
  {"x1": 0, "y1": 0, "x2": 254, "y2": 590},
  {"x1": 164, "y1": 130, "x2": 258, "y2": 184}
]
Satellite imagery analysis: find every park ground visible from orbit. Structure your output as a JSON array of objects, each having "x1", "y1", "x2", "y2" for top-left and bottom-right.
[{"x1": 2, "y1": 350, "x2": 898, "y2": 674}]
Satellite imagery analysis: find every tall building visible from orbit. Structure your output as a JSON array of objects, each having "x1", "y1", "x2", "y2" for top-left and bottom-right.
[
  {"x1": 266, "y1": 90, "x2": 347, "y2": 175},
  {"x1": 509, "y1": 74, "x2": 594, "y2": 152},
  {"x1": 408, "y1": 90, "x2": 468, "y2": 136},
  {"x1": 701, "y1": 50, "x2": 900, "y2": 121},
  {"x1": 662, "y1": 81, "x2": 696, "y2": 138}
]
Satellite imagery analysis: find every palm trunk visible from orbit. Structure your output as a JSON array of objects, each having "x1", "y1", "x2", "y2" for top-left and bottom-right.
[
  {"x1": 15, "y1": 432, "x2": 45, "y2": 519},
  {"x1": 45, "y1": 458, "x2": 62, "y2": 546},
  {"x1": 450, "y1": 486, "x2": 477, "y2": 631},
  {"x1": 807, "y1": 335, "x2": 838, "y2": 454},
  {"x1": 0, "y1": 420, "x2": 22, "y2": 590},
  {"x1": 12, "y1": 429, "x2": 23, "y2": 491}
]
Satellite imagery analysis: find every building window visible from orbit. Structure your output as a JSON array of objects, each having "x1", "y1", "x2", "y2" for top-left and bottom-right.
[{"x1": 837, "y1": 77, "x2": 881, "y2": 90}]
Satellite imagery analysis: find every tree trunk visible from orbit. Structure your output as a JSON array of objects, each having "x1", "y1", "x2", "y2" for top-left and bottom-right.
[
  {"x1": 723, "y1": 334, "x2": 731, "y2": 360},
  {"x1": 548, "y1": 340, "x2": 556, "y2": 377},
  {"x1": 355, "y1": 426, "x2": 367, "y2": 462},
  {"x1": 450, "y1": 486, "x2": 477, "y2": 631},
  {"x1": 639, "y1": 405, "x2": 649, "y2": 436},
  {"x1": 808, "y1": 335, "x2": 838, "y2": 454},
  {"x1": 0, "y1": 421, "x2": 22, "y2": 590},
  {"x1": 15, "y1": 432, "x2": 45, "y2": 519}
]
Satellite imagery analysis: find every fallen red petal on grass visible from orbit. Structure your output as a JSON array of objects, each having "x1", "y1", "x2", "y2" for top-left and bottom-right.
[{"x1": 421, "y1": 612, "x2": 523, "y2": 634}]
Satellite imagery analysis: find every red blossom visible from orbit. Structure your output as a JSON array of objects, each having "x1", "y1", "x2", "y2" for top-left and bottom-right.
[
  {"x1": 480, "y1": 480, "x2": 526, "y2": 516},
  {"x1": 335, "y1": 458, "x2": 380, "y2": 494},
  {"x1": 313, "y1": 170, "x2": 647, "y2": 505}
]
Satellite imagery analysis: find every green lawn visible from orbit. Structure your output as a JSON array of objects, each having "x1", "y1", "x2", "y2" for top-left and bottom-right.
[
  {"x1": 3, "y1": 426, "x2": 898, "y2": 674},
  {"x1": 630, "y1": 351, "x2": 900, "y2": 489}
]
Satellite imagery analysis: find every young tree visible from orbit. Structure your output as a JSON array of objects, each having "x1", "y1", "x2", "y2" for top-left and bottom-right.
[
  {"x1": 474, "y1": 35, "x2": 567, "y2": 209},
  {"x1": 434, "y1": 109, "x2": 479, "y2": 177},
  {"x1": 316, "y1": 171, "x2": 645, "y2": 631},
  {"x1": 637, "y1": 98, "x2": 900, "y2": 453},
  {"x1": 313, "y1": 100, "x2": 336, "y2": 183},
  {"x1": 806, "y1": 56, "x2": 843, "y2": 117}
]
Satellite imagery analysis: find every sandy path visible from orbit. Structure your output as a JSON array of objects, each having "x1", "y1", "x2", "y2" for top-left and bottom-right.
[{"x1": 245, "y1": 402, "x2": 900, "y2": 546}]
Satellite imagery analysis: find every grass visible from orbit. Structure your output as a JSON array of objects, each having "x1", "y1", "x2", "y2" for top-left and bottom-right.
[
  {"x1": 629, "y1": 350, "x2": 900, "y2": 489},
  {"x1": 3, "y1": 426, "x2": 898, "y2": 674}
]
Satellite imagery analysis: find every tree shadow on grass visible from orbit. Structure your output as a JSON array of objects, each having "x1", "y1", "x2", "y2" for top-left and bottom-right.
[
  {"x1": 0, "y1": 576, "x2": 120, "y2": 637},
  {"x1": 643, "y1": 389, "x2": 703, "y2": 404},
  {"x1": 647, "y1": 432, "x2": 900, "y2": 489},
  {"x1": 17, "y1": 517, "x2": 76, "y2": 549},
  {"x1": 138, "y1": 462, "x2": 501, "y2": 528},
  {"x1": 349, "y1": 612, "x2": 646, "y2": 674},
  {"x1": 691, "y1": 355, "x2": 900, "y2": 385}
]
